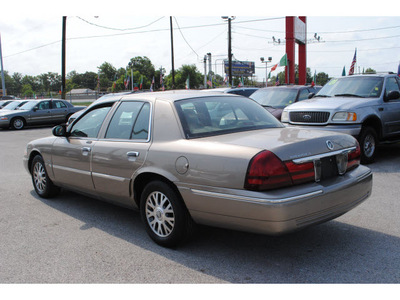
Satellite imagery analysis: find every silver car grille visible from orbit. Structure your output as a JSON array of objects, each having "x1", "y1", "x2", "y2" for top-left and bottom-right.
[{"x1": 289, "y1": 111, "x2": 330, "y2": 123}]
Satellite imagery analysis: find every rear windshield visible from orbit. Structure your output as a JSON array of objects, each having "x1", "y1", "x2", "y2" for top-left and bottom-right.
[
  {"x1": 317, "y1": 76, "x2": 384, "y2": 98},
  {"x1": 174, "y1": 96, "x2": 283, "y2": 139},
  {"x1": 250, "y1": 88, "x2": 298, "y2": 108}
]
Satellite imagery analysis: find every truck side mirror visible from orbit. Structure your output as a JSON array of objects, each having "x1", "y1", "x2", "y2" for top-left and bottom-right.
[{"x1": 386, "y1": 90, "x2": 400, "y2": 101}]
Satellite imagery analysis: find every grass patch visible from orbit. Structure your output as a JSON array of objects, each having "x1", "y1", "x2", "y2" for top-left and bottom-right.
[{"x1": 74, "y1": 102, "x2": 93, "y2": 106}]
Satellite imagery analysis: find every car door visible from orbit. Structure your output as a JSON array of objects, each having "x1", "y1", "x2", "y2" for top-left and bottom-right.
[
  {"x1": 381, "y1": 77, "x2": 400, "y2": 137},
  {"x1": 91, "y1": 101, "x2": 151, "y2": 206},
  {"x1": 51, "y1": 104, "x2": 113, "y2": 194},
  {"x1": 29, "y1": 100, "x2": 52, "y2": 124},
  {"x1": 51, "y1": 100, "x2": 69, "y2": 123}
]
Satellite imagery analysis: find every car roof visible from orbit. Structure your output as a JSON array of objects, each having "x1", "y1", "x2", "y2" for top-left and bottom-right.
[
  {"x1": 91, "y1": 90, "x2": 241, "y2": 106},
  {"x1": 336, "y1": 73, "x2": 396, "y2": 79},
  {"x1": 257, "y1": 85, "x2": 320, "y2": 91}
]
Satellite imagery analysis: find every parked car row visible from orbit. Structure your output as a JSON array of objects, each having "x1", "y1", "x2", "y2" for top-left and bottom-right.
[
  {"x1": 0, "y1": 99, "x2": 85, "y2": 130},
  {"x1": 24, "y1": 90, "x2": 372, "y2": 247}
]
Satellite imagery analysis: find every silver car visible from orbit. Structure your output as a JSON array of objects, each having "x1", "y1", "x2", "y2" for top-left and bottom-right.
[
  {"x1": 0, "y1": 99, "x2": 85, "y2": 130},
  {"x1": 23, "y1": 91, "x2": 372, "y2": 247}
]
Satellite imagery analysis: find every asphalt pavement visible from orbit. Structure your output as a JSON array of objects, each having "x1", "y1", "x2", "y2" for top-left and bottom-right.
[{"x1": 1, "y1": 126, "x2": 400, "y2": 286}]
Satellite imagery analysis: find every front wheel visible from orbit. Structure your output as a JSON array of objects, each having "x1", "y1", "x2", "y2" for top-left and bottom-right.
[
  {"x1": 31, "y1": 155, "x2": 60, "y2": 198},
  {"x1": 358, "y1": 126, "x2": 378, "y2": 164},
  {"x1": 140, "y1": 181, "x2": 194, "y2": 247},
  {"x1": 11, "y1": 117, "x2": 25, "y2": 130}
]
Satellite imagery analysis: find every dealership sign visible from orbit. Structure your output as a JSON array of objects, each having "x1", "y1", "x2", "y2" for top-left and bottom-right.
[{"x1": 224, "y1": 61, "x2": 255, "y2": 76}]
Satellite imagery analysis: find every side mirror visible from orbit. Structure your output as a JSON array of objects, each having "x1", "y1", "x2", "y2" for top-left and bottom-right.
[
  {"x1": 386, "y1": 90, "x2": 400, "y2": 101},
  {"x1": 308, "y1": 92, "x2": 315, "y2": 99},
  {"x1": 52, "y1": 124, "x2": 68, "y2": 137},
  {"x1": 32, "y1": 107, "x2": 38, "y2": 112}
]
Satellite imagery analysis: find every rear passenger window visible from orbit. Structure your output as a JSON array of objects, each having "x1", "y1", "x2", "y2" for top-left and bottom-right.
[
  {"x1": 105, "y1": 101, "x2": 150, "y2": 140},
  {"x1": 53, "y1": 101, "x2": 67, "y2": 108}
]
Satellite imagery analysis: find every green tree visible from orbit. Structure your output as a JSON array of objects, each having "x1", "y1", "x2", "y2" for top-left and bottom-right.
[
  {"x1": 128, "y1": 56, "x2": 155, "y2": 80},
  {"x1": 37, "y1": 72, "x2": 61, "y2": 95},
  {"x1": 364, "y1": 68, "x2": 376, "y2": 74},
  {"x1": 12, "y1": 72, "x2": 23, "y2": 95},
  {"x1": 166, "y1": 64, "x2": 203, "y2": 89},
  {"x1": 21, "y1": 84, "x2": 34, "y2": 97},
  {"x1": 316, "y1": 72, "x2": 330, "y2": 86},
  {"x1": 21, "y1": 75, "x2": 41, "y2": 92},
  {"x1": 98, "y1": 62, "x2": 117, "y2": 91}
]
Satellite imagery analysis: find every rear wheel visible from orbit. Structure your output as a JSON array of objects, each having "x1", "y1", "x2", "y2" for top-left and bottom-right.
[
  {"x1": 358, "y1": 126, "x2": 378, "y2": 164},
  {"x1": 140, "y1": 181, "x2": 194, "y2": 247},
  {"x1": 11, "y1": 117, "x2": 25, "y2": 130},
  {"x1": 31, "y1": 155, "x2": 60, "y2": 198}
]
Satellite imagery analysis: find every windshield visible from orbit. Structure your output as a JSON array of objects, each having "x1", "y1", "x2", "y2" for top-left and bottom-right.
[
  {"x1": 250, "y1": 88, "x2": 298, "y2": 109},
  {"x1": 317, "y1": 77, "x2": 384, "y2": 98},
  {"x1": 2, "y1": 101, "x2": 20, "y2": 110},
  {"x1": 18, "y1": 100, "x2": 39, "y2": 110},
  {"x1": 175, "y1": 96, "x2": 283, "y2": 139}
]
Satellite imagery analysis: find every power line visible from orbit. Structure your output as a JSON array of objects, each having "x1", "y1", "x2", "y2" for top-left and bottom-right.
[
  {"x1": 76, "y1": 16, "x2": 165, "y2": 31},
  {"x1": 173, "y1": 17, "x2": 199, "y2": 58}
]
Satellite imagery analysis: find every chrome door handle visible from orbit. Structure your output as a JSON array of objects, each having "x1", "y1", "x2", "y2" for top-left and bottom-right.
[
  {"x1": 81, "y1": 147, "x2": 91, "y2": 156},
  {"x1": 127, "y1": 151, "x2": 139, "y2": 158}
]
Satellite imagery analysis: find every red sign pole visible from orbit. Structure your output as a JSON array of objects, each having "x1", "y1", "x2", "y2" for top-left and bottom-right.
[
  {"x1": 298, "y1": 16, "x2": 307, "y2": 85},
  {"x1": 285, "y1": 17, "x2": 295, "y2": 84}
]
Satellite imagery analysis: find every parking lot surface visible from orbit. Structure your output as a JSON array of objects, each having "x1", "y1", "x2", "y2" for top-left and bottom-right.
[{"x1": 1, "y1": 126, "x2": 400, "y2": 284}]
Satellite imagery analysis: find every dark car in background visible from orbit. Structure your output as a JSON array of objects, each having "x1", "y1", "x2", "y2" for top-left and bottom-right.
[
  {"x1": 250, "y1": 85, "x2": 322, "y2": 120},
  {"x1": 0, "y1": 99, "x2": 85, "y2": 130},
  {"x1": 202, "y1": 87, "x2": 259, "y2": 97}
]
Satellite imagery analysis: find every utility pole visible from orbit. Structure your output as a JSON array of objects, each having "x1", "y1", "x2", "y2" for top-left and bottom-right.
[
  {"x1": 222, "y1": 16, "x2": 235, "y2": 87},
  {"x1": 207, "y1": 53, "x2": 212, "y2": 88},
  {"x1": 203, "y1": 55, "x2": 207, "y2": 88},
  {"x1": 0, "y1": 33, "x2": 6, "y2": 96},
  {"x1": 61, "y1": 16, "x2": 66, "y2": 100},
  {"x1": 170, "y1": 17, "x2": 175, "y2": 89}
]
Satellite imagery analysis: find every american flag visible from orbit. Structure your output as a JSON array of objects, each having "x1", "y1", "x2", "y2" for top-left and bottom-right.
[{"x1": 348, "y1": 48, "x2": 357, "y2": 75}]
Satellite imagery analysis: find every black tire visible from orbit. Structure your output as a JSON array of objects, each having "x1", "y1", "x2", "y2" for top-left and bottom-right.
[
  {"x1": 358, "y1": 126, "x2": 378, "y2": 164},
  {"x1": 140, "y1": 181, "x2": 194, "y2": 248},
  {"x1": 31, "y1": 155, "x2": 60, "y2": 198},
  {"x1": 11, "y1": 117, "x2": 25, "y2": 130}
]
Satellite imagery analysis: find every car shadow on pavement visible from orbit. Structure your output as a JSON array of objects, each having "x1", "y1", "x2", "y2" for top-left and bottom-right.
[{"x1": 32, "y1": 188, "x2": 400, "y2": 284}]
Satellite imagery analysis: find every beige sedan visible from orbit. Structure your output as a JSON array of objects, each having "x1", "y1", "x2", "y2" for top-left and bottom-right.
[{"x1": 24, "y1": 91, "x2": 372, "y2": 247}]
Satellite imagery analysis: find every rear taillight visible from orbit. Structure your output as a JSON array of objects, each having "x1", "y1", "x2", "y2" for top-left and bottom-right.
[
  {"x1": 244, "y1": 151, "x2": 315, "y2": 191},
  {"x1": 347, "y1": 141, "x2": 361, "y2": 170},
  {"x1": 284, "y1": 161, "x2": 315, "y2": 185}
]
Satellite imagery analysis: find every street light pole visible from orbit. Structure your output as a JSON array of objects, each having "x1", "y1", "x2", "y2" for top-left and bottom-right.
[
  {"x1": 170, "y1": 16, "x2": 175, "y2": 89},
  {"x1": 260, "y1": 57, "x2": 272, "y2": 87},
  {"x1": 0, "y1": 33, "x2": 6, "y2": 96}
]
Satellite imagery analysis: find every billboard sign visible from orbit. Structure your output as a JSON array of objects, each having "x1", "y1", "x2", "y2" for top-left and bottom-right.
[
  {"x1": 294, "y1": 17, "x2": 306, "y2": 44},
  {"x1": 224, "y1": 61, "x2": 255, "y2": 76}
]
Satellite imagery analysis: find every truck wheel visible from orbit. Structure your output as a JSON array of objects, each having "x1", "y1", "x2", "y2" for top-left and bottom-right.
[{"x1": 358, "y1": 126, "x2": 377, "y2": 164}]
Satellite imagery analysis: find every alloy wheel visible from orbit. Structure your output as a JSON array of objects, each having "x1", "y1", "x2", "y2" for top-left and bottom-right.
[
  {"x1": 145, "y1": 191, "x2": 175, "y2": 237},
  {"x1": 33, "y1": 162, "x2": 47, "y2": 193}
]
